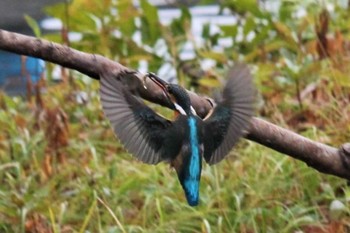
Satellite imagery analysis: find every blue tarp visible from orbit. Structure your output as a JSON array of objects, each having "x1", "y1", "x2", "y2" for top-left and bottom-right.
[{"x1": 0, "y1": 51, "x2": 45, "y2": 95}]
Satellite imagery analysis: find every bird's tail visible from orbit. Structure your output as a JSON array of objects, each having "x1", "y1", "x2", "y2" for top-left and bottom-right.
[{"x1": 175, "y1": 152, "x2": 202, "y2": 206}]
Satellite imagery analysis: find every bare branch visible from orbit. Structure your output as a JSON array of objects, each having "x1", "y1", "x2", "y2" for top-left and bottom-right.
[
  {"x1": 247, "y1": 118, "x2": 350, "y2": 179},
  {"x1": 1, "y1": 29, "x2": 349, "y2": 180},
  {"x1": 0, "y1": 29, "x2": 103, "y2": 79}
]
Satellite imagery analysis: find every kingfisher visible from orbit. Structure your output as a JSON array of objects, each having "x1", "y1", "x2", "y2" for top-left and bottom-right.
[{"x1": 100, "y1": 64, "x2": 254, "y2": 206}]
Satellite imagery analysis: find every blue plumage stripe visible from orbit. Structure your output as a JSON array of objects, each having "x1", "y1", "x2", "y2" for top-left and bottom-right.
[{"x1": 183, "y1": 117, "x2": 200, "y2": 206}]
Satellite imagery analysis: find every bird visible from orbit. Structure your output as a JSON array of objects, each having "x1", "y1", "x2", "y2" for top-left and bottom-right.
[{"x1": 99, "y1": 64, "x2": 254, "y2": 206}]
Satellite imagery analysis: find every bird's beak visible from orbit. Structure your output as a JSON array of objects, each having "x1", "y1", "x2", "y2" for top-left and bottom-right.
[
  {"x1": 145, "y1": 72, "x2": 168, "y2": 89},
  {"x1": 144, "y1": 73, "x2": 176, "y2": 109}
]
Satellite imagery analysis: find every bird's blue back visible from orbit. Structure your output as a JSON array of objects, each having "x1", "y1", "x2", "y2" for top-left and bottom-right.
[{"x1": 182, "y1": 116, "x2": 201, "y2": 206}]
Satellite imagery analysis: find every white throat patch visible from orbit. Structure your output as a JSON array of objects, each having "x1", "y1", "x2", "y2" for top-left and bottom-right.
[
  {"x1": 190, "y1": 106, "x2": 197, "y2": 116},
  {"x1": 174, "y1": 103, "x2": 187, "y2": 115}
]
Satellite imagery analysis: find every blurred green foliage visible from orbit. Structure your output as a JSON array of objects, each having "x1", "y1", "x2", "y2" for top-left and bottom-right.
[{"x1": 1, "y1": 0, "x2": 350, "y2": 232}]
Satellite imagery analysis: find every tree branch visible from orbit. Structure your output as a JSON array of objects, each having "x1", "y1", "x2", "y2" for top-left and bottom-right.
[{"x1": 1, "y1": 29, "x2": 349, "y2": 180}]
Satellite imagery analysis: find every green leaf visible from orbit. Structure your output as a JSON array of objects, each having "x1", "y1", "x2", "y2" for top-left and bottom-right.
[
  {"x1": 24, "y1": 15, "x2": 41, "y2": 37},
  {"x1": 279, "y1": 1, "x2": 296, "y2": 22},
  {"x1": 202, "y1": 24, "x2": 210, "y2": 39},
  {"x1": 199, "y1": 51, "x2": 227, "y2": 63},
  {"x1": 117, "y1": 0, "x2": 138, "y2": 37},
  {"x1": 243, "y1": 16, "x2": 256, "y2": 36},
  {"x1": 179, "y1": 7, "x2": 192, "y2": 31},
  {"x1": 140, "y1": 0, "x2": 161, "y2": 45},
  {"x1": 170, "y1": 7, "x2": 192, "y2": 38},
  {"x1": 220, "y1": 25, "x2": 238, "y2": 38},
  {"x1": 44, "y1": 3, "x2": 67, "y2": 25},
  {"x1": 273, "y1": 21, "x2": 298, "y2": 49},
  {"x1": 69, "y1": 11, "x2": 97, "y2": 32},
  {"x1": 198, "y1": 78, "x2": 220, "y2": 88},
  {"x1": 226, "y1": 0, "x2": 262, "y2": 17},
  {"x1": 251, "y1": 23, "x2": 272, "y2": 44}
]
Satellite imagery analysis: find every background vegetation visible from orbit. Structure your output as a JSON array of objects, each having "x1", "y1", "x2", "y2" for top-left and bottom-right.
[{"x1": 0, "y1": 0, "x2": 350, "y2": 232}]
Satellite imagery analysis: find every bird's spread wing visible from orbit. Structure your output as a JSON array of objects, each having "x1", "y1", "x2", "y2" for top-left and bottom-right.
[
  {"x1": 203, "y1": 64, "x2": 254, "y2": 165},
  {"x1": 100, "y1": 73, "x2": 182, "y2": 164}
]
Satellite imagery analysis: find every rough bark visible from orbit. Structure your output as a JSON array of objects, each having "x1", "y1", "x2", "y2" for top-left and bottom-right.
[{"x1": 1, "y1": 29, "x2": 349, "y2": 180}]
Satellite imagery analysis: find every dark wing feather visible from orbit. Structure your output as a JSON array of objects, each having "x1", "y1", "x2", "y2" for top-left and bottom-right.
[
  {"x1": 100, "y1": 73, "x2": 180, "y2": 164},
  {"x1": 203, "y1": 64, "x2": 254, "y2": 165}
]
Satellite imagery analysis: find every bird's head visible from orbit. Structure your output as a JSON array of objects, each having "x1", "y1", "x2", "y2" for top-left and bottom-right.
[{"x1": 145, "y1": 73, "x2": 196, "y2": 116}]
